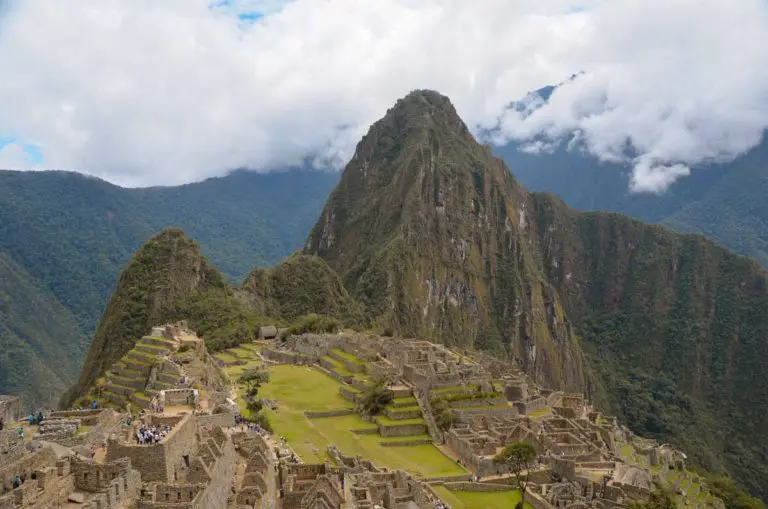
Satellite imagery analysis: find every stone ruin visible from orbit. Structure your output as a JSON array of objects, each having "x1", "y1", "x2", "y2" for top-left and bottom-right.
[{"x1": 0, "y1": 397, "x2": 21, "y2": 428}]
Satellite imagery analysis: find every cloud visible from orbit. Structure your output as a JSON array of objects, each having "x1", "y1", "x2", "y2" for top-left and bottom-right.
[{"x1": 0, "y1": 0, "x2": 766, "y2": 188}]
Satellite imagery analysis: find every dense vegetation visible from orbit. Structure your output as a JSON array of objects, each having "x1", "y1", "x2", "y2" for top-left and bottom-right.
[
  {"x1": 0, "y1": 253, "x2": 87, "y2": 408},
  {"x1": 240, "y1": 253, "x2": 366, "y2": 326},
  {"x1": 0, "y1": 168, "x2": 337, "y2": 406},
  {"x1": 0, "y1": 168, "x2": 338, "y2": 333},
  {"x1": 531, "y1": 195, "x2": 768, "y2": 498}
]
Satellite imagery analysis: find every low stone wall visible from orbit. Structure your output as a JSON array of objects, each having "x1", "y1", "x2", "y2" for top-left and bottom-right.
[
  {"x1": 262, "y1": 349, "x2": 314, "y2": 365},
  {"x1": 379, "y1": 438, "x2": 432, "y2": 447},
  {"x1": 48, "y1": 409, "x2": 104, "y2": 425},
  {"x1": 339, "y1": 386, "x2": 359, "y2": 403},
  {"x1": 378, "y1": 423, "x2": 427, "y2": 437},
  {"x1": 384, "y1": 407, "x2": 422, "y2": 420},
  {"x1": 445, "y1": 481, "x2": 512, "y2": 492},
  {"x1": 305, "y1": 409, "x2": 355, "y2": 418},
  {"x1": 351, "y1": 428, "x2": 379, "y2": 435}
]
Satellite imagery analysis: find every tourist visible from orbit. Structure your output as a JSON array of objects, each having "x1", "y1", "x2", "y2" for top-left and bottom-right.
[{"x1": 36, "y1": 411, "x2": 43, "y2": 424}]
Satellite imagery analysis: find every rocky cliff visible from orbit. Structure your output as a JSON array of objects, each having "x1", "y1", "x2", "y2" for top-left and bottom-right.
[{"x1": 305, "y1": 90, "x2": 768, "y2": 499}]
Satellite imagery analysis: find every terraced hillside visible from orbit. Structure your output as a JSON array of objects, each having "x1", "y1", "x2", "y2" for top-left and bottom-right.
[
  {"x1": 86, "y1": 333, "x2": 184, "y2": 410},
  {"x1": 218, "y1": 341, "x2": 466, "y2": 479}
]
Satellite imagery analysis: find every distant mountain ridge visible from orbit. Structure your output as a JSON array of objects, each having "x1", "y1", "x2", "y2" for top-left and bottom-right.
[
  {"x1": 491, "y1": 84, "x2": 768, "y2": 267},
  {"x1": 0, "y1": 168, "x2": 338, "y2": 409}
]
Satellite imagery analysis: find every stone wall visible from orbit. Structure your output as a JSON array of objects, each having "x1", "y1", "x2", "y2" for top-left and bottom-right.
[
  {"x1": 196, "y1": 411, "x2": 235, "y2": 429},
  {"x1": 107, "y1": 414, "x2": 198, "y2": 482},
  {"x1": 72, "y1": 457, "x2": 133, "y2": 492},
  {"x1": 444, "y1": 481, "x2": 512, "y2": 492},
  {"x1": 0, "y1": 397, "x2": 21, "y2": 425},
  {"x1": 378, "y1": 423, "x2": 427, "y2": 437}
]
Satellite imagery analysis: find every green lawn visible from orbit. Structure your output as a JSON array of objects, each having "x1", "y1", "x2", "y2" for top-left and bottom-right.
[
  {"x1": 224, "y1": 360, "x2": 265, "y2": 378},
  {"x1": 253, "y1": 365, "x2": 465, "y2": 478},
  {"x1": 432, "y1": 487, "x2": 533, "y2": 509}
]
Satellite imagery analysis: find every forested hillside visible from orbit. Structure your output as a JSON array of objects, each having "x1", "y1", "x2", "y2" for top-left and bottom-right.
[
  {"x1": 0, "y1": 168, "x2": 338, "y2": 408},
  {"x1": 0, "y1": 252, "x2": 87, "y2": 408}
]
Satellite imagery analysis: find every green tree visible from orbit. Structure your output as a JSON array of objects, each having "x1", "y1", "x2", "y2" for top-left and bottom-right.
[
  {"x1": 358, "y1": 378, "x2": 393, "y2": 416},
  {"x1": 494, "y1": 442, "x2": 537, "y2": 509}
]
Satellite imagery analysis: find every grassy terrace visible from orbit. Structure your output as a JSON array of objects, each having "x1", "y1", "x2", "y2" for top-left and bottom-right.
[
  {"x1": 432, "y1": 486, "x2": 533, "y2": 509},
  {"x1": 251, "y1": 364, "x2": 465, "y2": 478},
  {"x1": 331, "y1": 348, "x2": 365, "y2": 365},
  {"x1": 375, "y1": 415, "x2": 425, "y2": 427},
  {"x1": 321, "y1": 355, "x2": 354, "y2": 376}
]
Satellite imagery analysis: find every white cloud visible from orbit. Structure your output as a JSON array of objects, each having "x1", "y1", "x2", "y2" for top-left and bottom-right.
[
  {"x1": 0, "y1": 142, "x2": 36, "y2": 169},
  {"x1": 0, "y1": 0, "x2": 766, "y2": 188}
]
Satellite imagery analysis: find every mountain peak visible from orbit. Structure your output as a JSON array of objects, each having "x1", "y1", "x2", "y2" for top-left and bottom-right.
[{"x1": 66, "y1": 228, "x2": 226, "y2": 405}]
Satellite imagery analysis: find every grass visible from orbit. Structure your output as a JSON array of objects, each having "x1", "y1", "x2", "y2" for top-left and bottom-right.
[
  {"x1": 331, "y1": 348, "x2": 365, "y2": 365},
  {"x1": 252, "y1": 365, "x2": 465, "y2": 478},
  {"x1": 527, "y1": 407, "x2": 553, "y2": 418},
  {"x1": 321, "y1": 355, "x2": 354, "y2": 376},
  {"x1": 224, "y1": 360, "x2": 265, "y2": 378},
  {"x1": 431, "y1": 487, "x2": 534, "y2": 509},
  {"x1": 375, "y1": 415, "x2": 425, "y2": 427},
  {"x1": 214, "y1": 352, "x2": 239, "y2": 363}
]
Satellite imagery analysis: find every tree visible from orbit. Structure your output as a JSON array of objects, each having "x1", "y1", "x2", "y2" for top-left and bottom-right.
[
  {"x1": 239, "y1": 370, "x2": 270, "y2": 397},
  {"x1": 493, "y1": 442, "x2": 537, "y2": 509},
  {"x1": 359, "y1": 377, "x2": 393, "y2": 416}
]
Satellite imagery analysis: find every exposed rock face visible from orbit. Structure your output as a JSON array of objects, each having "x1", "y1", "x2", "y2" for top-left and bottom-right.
[
  {"x1": 67, "y1": 228, "x2": 226, "y2": 405},
  {"x1": 305, "y1": 90, "x2": 768, "y2": 498},
  {"x1": 305, "y1": 90, "x2": 589, "y2": 393}
]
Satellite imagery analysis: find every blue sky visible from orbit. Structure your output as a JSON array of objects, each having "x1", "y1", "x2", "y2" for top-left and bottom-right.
[{"x1": 0, "y1": 137, "x2": 43, "y2": 165}]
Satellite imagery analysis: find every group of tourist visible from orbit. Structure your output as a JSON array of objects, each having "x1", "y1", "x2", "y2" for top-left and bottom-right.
[
  {"x1": 26, "y1": 411, "x2": 44, "y2": 425},
  {"x1": 134, "y1": 423, "x2": 172, "y2": 444},
  {"x1": 1, "y1": 471, "x2": 36, "y2": 494},
  {"x1": 434, "y1": 500, "x2": 451, "y2": 509}
]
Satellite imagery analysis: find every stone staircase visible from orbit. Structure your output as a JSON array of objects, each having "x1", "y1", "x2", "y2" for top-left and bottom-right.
[
  {"x1": 415, "y1": 390, "x2": 444, "y2": 444},
  {"x1": 99, "y1": 335, "x2": 179, "y2": 410}
]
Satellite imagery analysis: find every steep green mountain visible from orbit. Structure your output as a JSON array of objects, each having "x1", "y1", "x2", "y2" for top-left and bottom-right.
[
  {"x1": 0, "y1": 252, "x2": 87, "y2": 409},
  {"x1": 0, "y1": 168, "x2": 338, "y2": 333},
  {"x1": 305, "y1": 90, "x2": 590, "y2": 393},
  {"x1": 240, "y1": 253, "x2": 365, "y2": 324},
  {"x1": 66, "y1": 228, "x2": 228, "y2": 405},
  {"x1": 305, "y1": 90, "x2": 768, "y2": 499}
]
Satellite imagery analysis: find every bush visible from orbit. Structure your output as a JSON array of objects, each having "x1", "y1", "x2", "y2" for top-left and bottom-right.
[
  {"x1": 432, "y1": 398, "x2": 455, "y2": 431},
  {"x1": 382, "y1": 327, "x2": 395, "y2": 337},
  {"x1": 359, "y1": 378, "x2": 394, "y2": 416},
  {"x1": 288, "y1": 314, "x2": 342, "y2": 335},
  {"x1": 252, "y1": 412, "x2": 273, "y2": 433}
]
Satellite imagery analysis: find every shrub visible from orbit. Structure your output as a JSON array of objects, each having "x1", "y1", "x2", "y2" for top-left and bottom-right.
[
  {"x1": 288, "y1": 314, "x2": 342, "y2": 335},
  {"x1": 359, "y1": 378, "x2": 394, "y2": 416}
]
